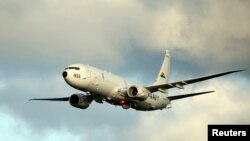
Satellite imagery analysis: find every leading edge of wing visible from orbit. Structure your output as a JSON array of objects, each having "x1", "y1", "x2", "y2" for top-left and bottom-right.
[
  {"x1": 146, "y1": 69, "x2": 245, "y2": 93},
  {"x1": 168, "y1": 91, "x2": 214, "y2": 101},
  {"x1": 29, "y1": 97, "x2": 69, "y2": 101}
]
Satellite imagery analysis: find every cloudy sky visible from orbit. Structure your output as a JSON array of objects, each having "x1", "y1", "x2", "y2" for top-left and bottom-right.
[{"x1": 0, "y1": 0, "x2": 249, "y2": 141}]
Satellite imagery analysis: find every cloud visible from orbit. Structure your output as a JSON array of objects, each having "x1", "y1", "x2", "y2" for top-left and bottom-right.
[
  {"x1": 2, "y1": 78, "x2": 249, "y2": 141},
  {"x1": 0, "y1": 0, "x2": 152, "y2": 67},
  {"x1": 0, "y1": 0, "x2": 249, "y2": 141},
  {"x1": 0, "y1": 106, "x2": 83, "y2": 141},
  {"x1": 124, "y1": 79, "x2": 250, "y2": 141},
  {"x1": 1, "y1": 0, "x2": 249, "y2": 74},
  {"x1": 146, "y1": 1, "x2": 250, "y2": 72}
]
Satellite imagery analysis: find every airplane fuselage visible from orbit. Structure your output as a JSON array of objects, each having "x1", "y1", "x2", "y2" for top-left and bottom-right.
[
  {"x1": 63, "y1": 64, "x2": 170, "y2": 111},
  {"x1": 31, "y1": 50, "x2": 243, "y2": 111}
]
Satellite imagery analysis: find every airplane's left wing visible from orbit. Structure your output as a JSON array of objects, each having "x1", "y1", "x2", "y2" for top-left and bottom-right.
[
  {"x1": 146, "y1": 70, "x2": 245, "y2": 93},
  {"x1": 29, "y1": 97, "x2": 69, "y2": 101}
]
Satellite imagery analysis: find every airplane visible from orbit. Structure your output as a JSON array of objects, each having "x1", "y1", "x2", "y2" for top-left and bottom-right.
[{"x1": 30, "y1": 50, "x2": 244, "y2": 111}]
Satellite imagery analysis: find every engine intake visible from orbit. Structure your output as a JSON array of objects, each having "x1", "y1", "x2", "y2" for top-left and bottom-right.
[
  {"x1": 69, "y1": 94, "x2": 91, "y2": 109},
  {"x1": 127, "y1": 86, "x2": 149, "y2": 100}
]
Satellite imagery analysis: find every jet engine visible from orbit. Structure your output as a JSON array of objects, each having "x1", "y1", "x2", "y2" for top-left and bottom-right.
[
  {"x1": 69, "y1": 94, "x2": 91, "y2": 109},
  {"x1": 127, "y1": 86, "x2": 149, "y2": 100}
]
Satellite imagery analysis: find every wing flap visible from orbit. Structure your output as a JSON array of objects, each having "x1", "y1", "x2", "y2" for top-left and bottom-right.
[
  {"x1": 168, "y1": 91, "x2": 214, "y2": 101},
  {"x1": 146, "y1": 70, "x2": 245, "y2": 93}
]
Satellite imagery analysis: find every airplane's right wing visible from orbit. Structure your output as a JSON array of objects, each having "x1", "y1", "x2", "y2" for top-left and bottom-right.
[
  {"x1": 145, "y1": 70, "x2": 245, "y2": 93},
  {"x1": 168, "y1": 91, "x2": 214, "y2": 101}
]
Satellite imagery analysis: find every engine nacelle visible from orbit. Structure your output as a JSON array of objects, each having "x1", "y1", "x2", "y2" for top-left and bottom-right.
[
  {"x1": 127, "y1": 86, "x2": 149, "y2": 100},
  {"x1": 69, "y1": 94, "x2": 91, "y2": 109}
]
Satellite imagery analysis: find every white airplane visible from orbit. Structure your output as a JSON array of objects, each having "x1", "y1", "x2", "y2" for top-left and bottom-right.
[{"x1": 30, "y1": 50, "x2": 244, "y2": 111}]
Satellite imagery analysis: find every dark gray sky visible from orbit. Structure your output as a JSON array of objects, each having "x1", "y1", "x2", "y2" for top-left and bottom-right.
[{"x1": 0, "y1": 0, "x2": 249, "y2": 141}]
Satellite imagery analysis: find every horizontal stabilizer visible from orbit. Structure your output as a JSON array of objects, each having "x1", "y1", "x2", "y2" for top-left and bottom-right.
[
  {"x1": 168, "y1": 91, "x2": 214, "y2": 101},
  {"x1": 29, "y1": 97, "x2": 69, "y2": 101}
]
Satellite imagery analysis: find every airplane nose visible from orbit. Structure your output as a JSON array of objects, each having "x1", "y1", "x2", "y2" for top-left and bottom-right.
[{"x1": 62, "y1": 71, "x2": 67, "y2": 78}]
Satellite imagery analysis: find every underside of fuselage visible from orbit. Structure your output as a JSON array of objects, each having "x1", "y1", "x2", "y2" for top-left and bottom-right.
[{"x1": 105, "y1": 95, "x2": 168, "y2": 111}]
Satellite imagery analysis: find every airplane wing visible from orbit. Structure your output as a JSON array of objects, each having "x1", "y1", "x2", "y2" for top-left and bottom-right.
[
  {"x1": 29, "y1": 97, "x2": 69, "y2": 101},
  {"x1": 168, "y1": 91, "x2": 214, "y2": 101},
  {"x1": 145, "y1": 70, "x2": 245, "y2": 93}
]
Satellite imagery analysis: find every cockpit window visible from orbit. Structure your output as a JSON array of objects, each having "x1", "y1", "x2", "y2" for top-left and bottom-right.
[{"x1": 65, "y1": 67, "x2": 80, "y2": 70}]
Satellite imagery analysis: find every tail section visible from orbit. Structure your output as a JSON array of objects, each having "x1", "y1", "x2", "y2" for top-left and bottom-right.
[{"x1": 154, "y1": 50, "x2": 171, "y2": 85}]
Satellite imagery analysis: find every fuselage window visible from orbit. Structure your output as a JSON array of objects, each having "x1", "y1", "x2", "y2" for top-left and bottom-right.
[{"x1": 65, "y1": 67, "x2": 80, "y2": 70}]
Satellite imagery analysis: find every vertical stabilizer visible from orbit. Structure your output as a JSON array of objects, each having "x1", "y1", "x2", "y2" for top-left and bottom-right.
[{"x1": 154, "y1": 50, "x2": 171, "y2": 86}]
